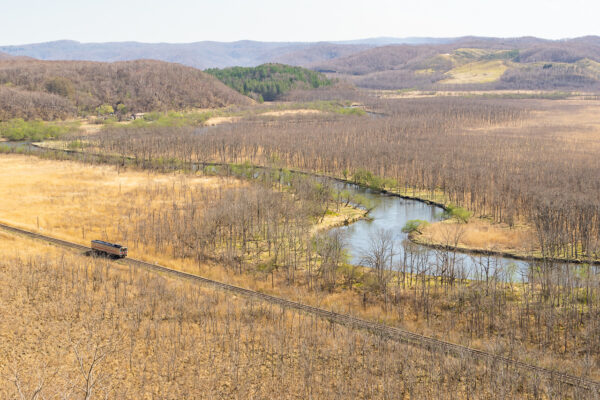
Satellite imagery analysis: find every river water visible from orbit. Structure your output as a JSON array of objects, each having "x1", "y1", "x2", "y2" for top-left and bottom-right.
[{"x1": 330, "y1": 182, "x2": 532, "y2": 282}]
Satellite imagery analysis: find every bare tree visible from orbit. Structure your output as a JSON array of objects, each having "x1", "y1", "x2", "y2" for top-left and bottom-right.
[
  {"x1": 67, "y1": 325, "x2": 118, "y2": 400},
  {"x1": 361, "y1": 228, "x2": 395, "y2": 306}
]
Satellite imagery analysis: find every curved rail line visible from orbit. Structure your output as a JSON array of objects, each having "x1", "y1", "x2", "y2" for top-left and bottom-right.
[{"x1": 1, "y1": 221, "x2": 599, "y2": 392}]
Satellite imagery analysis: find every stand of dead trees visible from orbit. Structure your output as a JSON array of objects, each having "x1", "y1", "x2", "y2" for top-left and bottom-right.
[
  {"x1": 0, "y1": 250, "x2": 590, "y2": 399},
  {"x1": 91, "y1": 97, "x2": 600, "y2": 263}
]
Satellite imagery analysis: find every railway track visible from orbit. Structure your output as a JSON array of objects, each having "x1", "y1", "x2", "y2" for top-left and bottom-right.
[{"x1": 1, "y1": 221, "x2": 599, "y2": 392}]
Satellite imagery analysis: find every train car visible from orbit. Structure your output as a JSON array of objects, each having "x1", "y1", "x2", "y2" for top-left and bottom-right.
[{"x1": 91, "y1": 240, "x2": 128, "y2": 258}]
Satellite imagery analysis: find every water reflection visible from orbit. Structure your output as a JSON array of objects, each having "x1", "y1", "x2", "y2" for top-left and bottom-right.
[{"x1": 330, "y1": 182, "x2": 532, "y2": 280}]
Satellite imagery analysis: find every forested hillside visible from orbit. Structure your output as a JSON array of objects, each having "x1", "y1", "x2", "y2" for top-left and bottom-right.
[
  {"x1": 0, "y1": 58, "x2": 252, "y2": 120},
  {"x1": 206, "y1": 63, "x2": 333, "y2": 101}
]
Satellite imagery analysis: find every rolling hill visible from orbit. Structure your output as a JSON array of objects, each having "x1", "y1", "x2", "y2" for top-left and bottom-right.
[
  {"x1": 0, "y1": 58, "x2": 252, "y2": 120},
  {"x1": 311, "y1": 36, "x2": 600, "y2": 90}
]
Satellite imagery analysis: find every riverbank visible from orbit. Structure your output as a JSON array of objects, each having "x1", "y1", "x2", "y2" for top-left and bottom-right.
[
  {"x1": 411, "y1": 218, "x2": 600, "y2": 266},
  {"x1": 311, "y1": 205, "x2": 369, "y2": 235}
]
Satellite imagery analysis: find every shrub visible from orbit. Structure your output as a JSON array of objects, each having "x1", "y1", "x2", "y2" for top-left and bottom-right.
[
  {"x1": 443, "y1": 204, "x2": 472, "y2": 223},
  {"x1": 402, "y1": 219, "x2": 430, "y2": 234},
  {"x1": 0, "y1": 119, "x2": 79, "y2": 141}
]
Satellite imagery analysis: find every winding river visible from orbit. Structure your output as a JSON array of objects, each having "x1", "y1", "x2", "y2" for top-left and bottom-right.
[
  {"x1": 330, "y1": 182, "x2": 532, "y2": 281},
  {"x1": 0, "y1": 141, "x2": 559, "y2": 281}
]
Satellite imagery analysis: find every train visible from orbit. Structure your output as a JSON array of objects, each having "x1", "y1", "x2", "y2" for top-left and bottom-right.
[{"x1": 91, "y1": 240, "x2": 128, "y2": 258}]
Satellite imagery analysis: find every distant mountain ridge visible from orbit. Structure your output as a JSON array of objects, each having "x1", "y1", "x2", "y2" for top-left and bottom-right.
[
  {"x1": 331, "y1": 37, "x2": 455, "y2": 46},
  {"x1": 0, "y1": 40, "x2": 375, "y2": 69},
  {"x1": 0, "y1": 38, "x2": 462, "y2": 69}
]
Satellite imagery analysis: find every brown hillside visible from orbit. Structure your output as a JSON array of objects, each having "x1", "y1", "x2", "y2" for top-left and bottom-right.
[
  {"x1": 0, "y1": 86, "x2": 76, "y2": 120},
  {"x1": 272, "y1": 43, "x2": 372, "y2": 66},
  {"x1": 313, "y1": 37, "x2": 600, "y2": 90},
  {"x1": 312, "y1": 44, "x2": 444, "y2": 75},
  {"x1": 0, "y1": 58, "x2": 252, "y2": 119}
]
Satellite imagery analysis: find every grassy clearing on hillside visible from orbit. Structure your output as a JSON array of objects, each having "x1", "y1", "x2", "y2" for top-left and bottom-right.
[
  {"x1": 441, "y1": 60, "x2": 508, "y2": 84},
  {"x1": 451, "y1": 48, "x2": 518, "y2": 63},
  {"x1": 577, "y1": 58, "x2": 600, "y2": 79}
]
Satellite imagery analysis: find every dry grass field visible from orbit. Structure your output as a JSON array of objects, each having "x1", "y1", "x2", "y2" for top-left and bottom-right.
[
  {"x1": 0, "y1": 154, "x2": 237, "y2": 257},
  {"x1": 0, "y1": 154, "x2": 359, "y2": 261},
  {"x1": 0, "y1": 154, "x2": 381, "y2": 316}
]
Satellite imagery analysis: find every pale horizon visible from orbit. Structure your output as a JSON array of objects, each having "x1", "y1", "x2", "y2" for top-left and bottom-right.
[
  {"x1": 4, "y1": 34, "x2": 600, "y2": 47},
  {"x1": 1, "y1": 0, "x2": 598, "y2": 46}
]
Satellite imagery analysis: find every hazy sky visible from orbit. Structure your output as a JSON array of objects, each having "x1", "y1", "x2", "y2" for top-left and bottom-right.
[{"x1": 1, "y1": 0, "x2": 598, "y2": 45}]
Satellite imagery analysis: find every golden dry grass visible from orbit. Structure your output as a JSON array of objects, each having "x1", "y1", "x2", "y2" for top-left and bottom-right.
[
  {"x1": 465, "y1": 100, "x2": 600, "y2": 153},
  {"x1": 310, "y1": 205, "x2": 367, "y2": 235},
  {"x1": 0, "y1": 154, "x2": 384, "y2": 321},
  {"x1": 440, "y1": 60, "x2": 508, "y2": 84},
  {"x1": 417, "y1": 218, "x2": 537, "y2": 254},
  {"x1": 260, "y1": 109, "x2": 322, "y2": 117},
  {"x1": 0, "y1": 154, "x2": 238, "y2": 259},
  {"x1": 203, "y1": 115, "x2": 239, "y2": 126}
]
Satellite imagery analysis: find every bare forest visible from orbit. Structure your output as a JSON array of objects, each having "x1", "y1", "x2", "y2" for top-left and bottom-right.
[
  {"x1": 92, "y1": 97, "x2": 600, "y2": 262},
  {"x1": 0, "y1": 241, "x2": 589, "y2": 399},
  {"x1": 0, "y1": 95, "x2": 586, "y2": 385}
]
